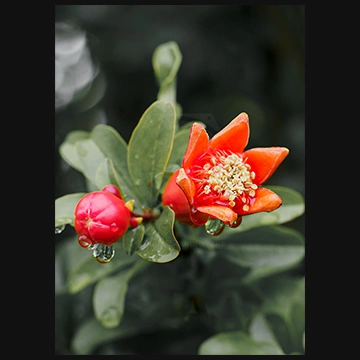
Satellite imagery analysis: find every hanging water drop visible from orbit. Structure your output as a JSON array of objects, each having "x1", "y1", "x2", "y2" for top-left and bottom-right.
[
  {"x1": 55, "y1": 224, "x2": 65, "y2": 234},
  {"x1": 205, "y1": 218, "x2": 225, "y2": 236},
  {"x1": 78, "y1": 234, "x2": 95, "y2": 249},
  {"x1": 93, "y1": 244, "x2": 115, "y2": 263},
  {"x1": 229, "y1": 216, "x2": 242, "y2": 229}
]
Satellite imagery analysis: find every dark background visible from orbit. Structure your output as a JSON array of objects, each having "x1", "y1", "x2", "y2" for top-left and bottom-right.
[{"x1": 55, "y1": 4, "x2": 305, "y2": 232}]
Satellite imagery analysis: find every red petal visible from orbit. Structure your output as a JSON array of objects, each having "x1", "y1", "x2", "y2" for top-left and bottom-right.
[
  {"x1": 196, "y1": 205, "x2": 238, "y2": 225},
  {"x1": 243, "y1": 147, "x2": 289, "y2": 185},
  {"x1": 209, "y1": 112, "x2": 249, "y2": 154},
  {"x1": 233, "y1": 187, "x2": 282, "y2": 215},
  {"x1": 182, "y1": 123, "x2": 209, "y2": 171},
  {"x1": 189, "y1": 209, "x2": 209, "y2": 226},
  {"x1": 176, "y1": 168, "x2": 196, "y2": 205}
]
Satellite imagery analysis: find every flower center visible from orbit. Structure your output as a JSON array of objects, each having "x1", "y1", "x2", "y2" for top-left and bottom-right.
[{"x1": 196, "y1": 151, "x2": 257, "y2": 211}]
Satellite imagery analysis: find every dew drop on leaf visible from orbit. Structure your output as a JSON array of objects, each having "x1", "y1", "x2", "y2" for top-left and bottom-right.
[
  {"x1": 93, "y1": 244, "x2": 115, "y2": 263},
  {"x1": 205, "y1": 218, "x2": 225, "y2": 236},
  {"x1": 55, "y1": 224, "x2": 66, "y2": 234}
]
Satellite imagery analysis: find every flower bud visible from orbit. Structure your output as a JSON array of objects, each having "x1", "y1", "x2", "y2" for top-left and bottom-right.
[
  {"x1": 101, "y1": 184, "x2": 122, "y2": 199},
  {"x1": 74, "y1": 190, "x2": 131, "y2": 247}
]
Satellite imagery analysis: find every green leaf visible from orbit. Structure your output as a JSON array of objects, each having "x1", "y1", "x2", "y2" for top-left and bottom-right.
[
  {"x1": 76, "y1": 138, "x2": 106, "y2": 187},
  {"x1": 175, "y1": 102, "x2": 182, "y2": 121},
  {"x1": 249, "y1": 313, "x2": 279, "y2": 345},
  {"x1": 127, "y1": 100, "x2": 176, "y2": 208},
  {"x1": 55, "y1": 193, "x2": 86, "y2": 228},
  {"x1": 66, "y1": 242, "x2": 137, "y2": 294},
  {"x1": 218, "y1": 225, "x2": 304, "y2": 284},
  {"x1": 91, "y1": 125, "x2": 142, "y2": 207},
  {"x1": 93, "y1": 260, "x2": 149, "y2": 328},
  {"x1": 59, "y1": 130, "x2": 90, "y2": 171},
  {"x1": 71, "y1": 314, "x2": 145, "y2": 355},
  {"x1": 94, "y1": 158, "x2": 119, "y2": 190},
  {"x1": 198, "y1": 331, "x2": 284, "y2": 355},
  {"x1": 136, "y1": 206, "x2": 180, "y2": 263},
  {"x1": 167, "y1": 125, "x2": 191, "y2": 167},
  {"x1": 152, "y1": 41, "x2": 182, "y2": 85},
  {"x1": 259, "y1": 275, "x2": 305, "y2": 354},
  {"x1": 221, "y1": 186, "x2": 305, "y2": 235},
  {"x1": 122, "y1": 224, "x2": 145, "y2": 256},
  {"x1": 152, "y1": 41, "x2": 182, "y2": 120},
  {"x1": 72, "y1": 303, "x2": 182, "y2": 355}
]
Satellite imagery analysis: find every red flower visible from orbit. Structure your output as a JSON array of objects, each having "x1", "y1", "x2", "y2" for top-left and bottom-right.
[{"x1": 175, "y1": 112, "x2": 289, "y2": 226}]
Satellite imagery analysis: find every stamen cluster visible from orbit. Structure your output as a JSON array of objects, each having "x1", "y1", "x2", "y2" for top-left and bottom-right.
[{"x1": 200, "y1": 152, "x2": 257, "y2": 211}]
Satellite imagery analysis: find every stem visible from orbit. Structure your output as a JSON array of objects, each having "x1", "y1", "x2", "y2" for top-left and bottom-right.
[{"x1": 130, "y1": 209, "x2": 159, "y2": 223}]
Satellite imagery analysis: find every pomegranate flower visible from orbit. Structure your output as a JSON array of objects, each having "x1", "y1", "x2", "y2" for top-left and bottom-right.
[{"x1": 176, "y1": 112, "x2": 289, "y2": 226}]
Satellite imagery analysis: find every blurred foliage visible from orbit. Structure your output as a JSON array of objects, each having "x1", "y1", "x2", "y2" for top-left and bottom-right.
[{"x1": 55, "y1": 5, "x2": 305, "y2": 355}]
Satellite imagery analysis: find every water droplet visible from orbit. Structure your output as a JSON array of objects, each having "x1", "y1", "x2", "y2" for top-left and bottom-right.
[
  {"x1": 55, "y1": 224, "x2": 65, "y2": 234},
  {"x1": 205, "y1": 218, "x2": 225, "y2": 236},
  {"x1": 93, "y1": 244, "x2": 115, "y2": 263},
  {"x1": 110, "y1": 223, "x2": 118, "y2": 232},
  {"x1": 228, "y1": 216, "x2": 242, "y2": 228},
  {"x1": 78, "y1": 235, "x2": 94, "y2": 249}
]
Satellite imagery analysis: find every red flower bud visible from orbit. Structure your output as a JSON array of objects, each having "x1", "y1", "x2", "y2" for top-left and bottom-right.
[
  {"x1": 101, "y1": 184, "x2": 122, "y2": 199},
  {"x1": 162, "y1": 169, "x2": 207, "y2": 227},
  {"x1": 74, "y1": 190, "x2": 131, "y2": 247}
]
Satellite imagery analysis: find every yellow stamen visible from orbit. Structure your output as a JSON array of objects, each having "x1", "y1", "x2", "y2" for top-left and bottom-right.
[{"x1": 200, "y1": 152, "x2": 257, "y2": 209}]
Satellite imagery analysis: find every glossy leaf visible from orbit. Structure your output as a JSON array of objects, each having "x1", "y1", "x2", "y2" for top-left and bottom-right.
[
  {"x1": 221, "y1": 186, "x2": 304, "y2": 235},
  {"x1": 66, "y1": 242, "x2": 137, "y2": 294},
  {"x1": 136, "y1": 206, "x2": 180, "y2": 263},
  {"x1": 59, "y1": 130, "x2": 90, "y2": 171},
  {"x1": 219, "y1": 225, "x2": 304, "y2": 284},
  {"x1": 198, "y1": 331, "x2": 284, "y2": 355},
  {"x1": 91, "y1": 125, "x2": 142, "y2": 207},
  {"x1": 93, "y1": 260, "x2": 148, "y2": 328},
  {"x1": 127, "y1": 100, "x2": 176, "y2": 208},
  {"x1": 95, "y1": 157, "x2": 120, "y2": 190},
  {"x1": 55, "y1": 193, "x2": 86, "y2": 228},
  {"x1": 122, "y1": 224, "x2": 145, "y2": 256},
  {"x1": 76, "y1": 138, "x2": 106, "y2": 187}
]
